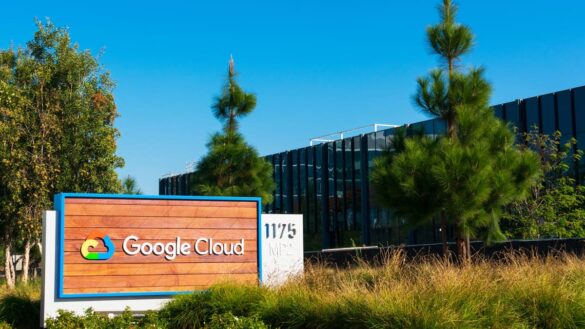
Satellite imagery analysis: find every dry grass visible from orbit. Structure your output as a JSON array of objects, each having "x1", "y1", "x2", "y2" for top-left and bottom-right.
[
  {"x1": 256, "y1": 251, "x2": 585, "y2": 328},
  {"x1": 5, "y1": 254, "x2": 585, "y2": 328}
]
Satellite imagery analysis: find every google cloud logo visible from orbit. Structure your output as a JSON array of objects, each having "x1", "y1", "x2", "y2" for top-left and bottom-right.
[{"x1": 80, "y1": 232, "x2": 115, "y2": 260}]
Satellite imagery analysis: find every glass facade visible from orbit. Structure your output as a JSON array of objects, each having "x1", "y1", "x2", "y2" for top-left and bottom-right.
[{"x1": 159, "y1": 86, "x2": 585, "y2": 251}]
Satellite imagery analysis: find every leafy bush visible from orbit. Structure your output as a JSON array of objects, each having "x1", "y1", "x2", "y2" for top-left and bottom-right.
[
  {"x1": 45, "y1": 308, "x2": 135, "y2": 329},
  {"x1": 45, "y1": 308, "x2": 161, "y2": 329},
  {"x1": 158, "y1": 284, "x2": 265, "y2": 329},
  {"x1": 207, "y1": 312, "x2": 267, "y2": 329}
]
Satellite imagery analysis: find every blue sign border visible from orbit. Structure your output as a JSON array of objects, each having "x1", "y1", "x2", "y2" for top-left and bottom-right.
[{"x1": 54, "y1": 193, "x2": 262, "y2": 299}]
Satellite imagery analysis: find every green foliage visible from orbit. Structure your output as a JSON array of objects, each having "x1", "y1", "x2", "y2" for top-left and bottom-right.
[
  {"x1": 4, "y1": 262, "x2": 585, "y2": 329},
  {"x1": 192, "y1": 58, "x2": 274, "y2": 204},
  {"x1": 193, "y1": 133, "x2": 274, "y2": 204},
  {"x1": 207, "y1": 313, "x2": 268, "y2": 329},
  {"x1": 158, "y1": 284, "x2": 265, "y2": 329},
  {"x1": 45, "y1": 308, "x2": 166, "y2": 329},
  {"x1": 121, "y1": 175, "x2": 143, "y2": 195},
  {"x1": 501, "y1": 130, "x2": 585, "y2": 239},
  {"x1": 0, "y1": 281, "x2": 40, "y2": 329},
  {"x1": 371, "y1": 0, "x2": 540, "y2": 257},
  {"x1": 0, "y1": 19, "x2": 124, "y2": 284},
  {"x1": 211, "y1": 56, "x2": 257, "y2": 134}
]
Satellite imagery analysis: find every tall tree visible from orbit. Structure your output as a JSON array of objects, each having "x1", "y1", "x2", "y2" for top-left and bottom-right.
[
  {"x1": 192, "y1": 58, "x2": 274, "y2": 205},
  {"x1": 211, "y1": 56, "x2": 257, "y2": 134},
  {"x1": 0, "y1": 20, "x2": 124, "y2": 283},
  {"x1": 0, "y1": 70, "x2": 28, "y2": 288},
  {"x1": 371, "y1": 0, "x2": 540, "y2": 262}
]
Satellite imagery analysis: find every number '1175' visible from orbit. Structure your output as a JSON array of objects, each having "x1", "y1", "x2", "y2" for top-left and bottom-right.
[{"x1": 265, "y1": 223, "x2": 296, "y2": 239}]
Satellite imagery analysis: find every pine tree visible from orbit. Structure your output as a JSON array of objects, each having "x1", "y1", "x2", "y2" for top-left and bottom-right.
[
  {"x1": 211, "y1": 56, "x2": 257, "y2": 134},
  {"x1": 192, "y1": 58, "x2": 274, "y2": 205},
  {"x1": 372, "y1": 0, "x2": 540, "y2": 262}
]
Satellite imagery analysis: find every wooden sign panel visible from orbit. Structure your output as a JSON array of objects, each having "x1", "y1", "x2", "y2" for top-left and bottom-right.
[{"x1": 55, "y1": 194, "x2": 261, "y2": 298}]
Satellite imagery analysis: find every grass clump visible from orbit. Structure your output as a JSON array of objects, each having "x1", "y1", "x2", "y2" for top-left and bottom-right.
[
  {"x1": 153, "y1": 251, "x2": 585, "y2": 328},
  {"x1": 0, "y1": 280, "x2": 40, "y2": 329},
  {"x1": 5, "y1": 252, "x2": 585, "y2": 328}
]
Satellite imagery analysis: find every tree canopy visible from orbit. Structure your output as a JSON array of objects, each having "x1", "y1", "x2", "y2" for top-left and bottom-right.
[
  {"x1": 0, "y1": 20, "x2": 124, "y2": 285},
  {"x1": 192, "y1": 57, "x2": 274, "y2": 205},
  {"x1": 371, "y1": 0, "x2": 540, "y2": 261}
]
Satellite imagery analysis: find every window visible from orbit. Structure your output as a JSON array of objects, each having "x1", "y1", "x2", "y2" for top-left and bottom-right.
[
  {"x1": 315, "y1": 145, "x2": 324, "y2": 239},
  {"x1": 299, "y1": 148, "x2": 307, "y2": 215},
  {"x1": 335, "y1": 141, "x2": 345, "y2": 231},
  {"x1": 291, "y1": 150, "x2": 299, "y2": 213},
  {"x1": 344, "y1": 138, "x2": 355, "y2": 231},
  {"x1": 281, "y1": 152, "x2": 289, "y2": 213},
  {"x1": 327, "y1": 143, "x2": 336, "y2": 243},
  {"x1": 273, "y1": 153, "x2": 281, "y2": 213},
  {"x1": 353, "y1": 136, "x2": 362, "y2": 235}
]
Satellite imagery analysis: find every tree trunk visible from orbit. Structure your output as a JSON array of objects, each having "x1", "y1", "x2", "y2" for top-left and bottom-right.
[
  {"x1": 440, "y1": 211, "x2": 448, "y2": 258},
  {"x1": 22, "y1": 239, "x2": 31, "y2": 283},
  {"x1": 10, "y1": 255, "x2": 16, "y2": 284},
  {"x1": 456, "y1": 236, "x2": 468, "y2": 265},
  {"x1": 4, "y1": 244, "x2": 14, "y2": 289},
  {"x1": 37, "y1": 241, "x2": 42, "y2": 257},
  {"x1": 466, "y1": 234, "x2": 471, "y2": 261},
  {"x1": 454, "y1": 222, "x2": 469, "y2": 265}
]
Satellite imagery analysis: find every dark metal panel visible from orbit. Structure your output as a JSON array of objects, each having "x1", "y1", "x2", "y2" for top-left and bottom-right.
[
  {"x1": 573, "y1": 86, "x2": 585, "y2": 183},
  {"x1": 503, "y1": 100, "x2": 523, "y2": 132},
  {"x1": 540, "y1": 93, "x2": 556, "y2": 135},
  {"x1": 556, "y1": 89, "x2": 574, "y2": 143},
  {"x1": 524, "y1": 96, "x2": 540, "y2": 133},
  {"x1": 492, "y1": 104, "x2": 505, "y2": 120},
  {"x1": 320, "y1": 143, "x2": 331, "y2": 248},
  {"x1": 360, "y1": 135, "x2": 370, "y2": 246}
]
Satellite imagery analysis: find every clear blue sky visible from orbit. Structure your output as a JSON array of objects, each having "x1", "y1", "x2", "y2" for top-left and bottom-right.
[{"x1": 2, "y1": 1, "x2": 585, "y2": 194}]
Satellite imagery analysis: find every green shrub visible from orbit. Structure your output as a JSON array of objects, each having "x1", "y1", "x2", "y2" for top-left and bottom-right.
[
  {"x1": 46, "y1": 308, "x2": 156, "y2": 329},
  {"x1": 158, "y1": 284, "x2": 265, "y2": 329},
  {"x1": 207, "y1": 312, "x2": 268, "y2": 329},
  {"x1": 0, "y1": 281, "x2": 40, "y2": 329}
]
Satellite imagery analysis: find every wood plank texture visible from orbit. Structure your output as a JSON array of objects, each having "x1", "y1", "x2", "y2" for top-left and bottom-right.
[
  {"x1": 66, "y1": 198, "x2": 257, "y2": 207},
  {"x1": 64, "y1": 262, "x2": 257, "y2": 276},
  {"x1": 65, "y1": 204, "x2": 257, "y2": 218},
  {"x1": 64, "y1": 216, "x2": 257, "y2": 229},
  {"x1": 63, "y1": 251, "x2": 258, "y2": 264},
  {"x1": 64, "y1": 228, "x2": 257, "y2": 240},
  {"x1": 61, "y1": 197, "x2": 259, "y2": 295},
  {"x1": 64, "y1": 273, "x2": 258, "y2": 288}
]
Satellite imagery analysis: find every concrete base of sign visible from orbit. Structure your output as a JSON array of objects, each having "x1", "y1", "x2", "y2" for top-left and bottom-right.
[
  {"x1": 261, "y1": 214, "x2": 304, "y2": 285},
  {"x1": 41, "y1": 211, "x2": 304, "y2": 327}
]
